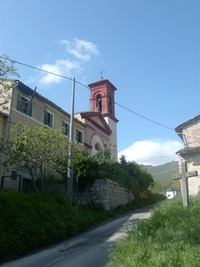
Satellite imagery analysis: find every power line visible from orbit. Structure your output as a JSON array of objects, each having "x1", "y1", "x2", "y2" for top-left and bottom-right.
[
  {"x1": 1, "y1": 55, "x2": 174, "y2": 131},
  {"x1": 144, "y1": 154, "x2": 177, "y2": 160},
  {"x1": 115, "y1": 102, "x2": 174, "y2": 131},
  {"x1": 118, "y1": 131, "x2": 171, "y2": 139},
  {"x1": 140, "y1": 154, "x2": 178, "y2": 165},
  {"x1": 0, "y1": 56, "x2": 73, "y2": 81},
  {"x1": 75, "y1": 80, "x2": 89, "y2": 90},
  {"x1": 152, "y1": 168, "x2": 178, "y2": 176},
  {"x1": 0, "y1": 56, "x2": 90, "y2": 90}
]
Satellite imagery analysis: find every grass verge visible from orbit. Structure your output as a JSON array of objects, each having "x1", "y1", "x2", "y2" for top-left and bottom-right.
[
  {"x1": 110, "y1": 196, "x2": 200, "y2": 267},
  {"x1": 0, "y1": 191, "x2": 163, "y2": 264}
]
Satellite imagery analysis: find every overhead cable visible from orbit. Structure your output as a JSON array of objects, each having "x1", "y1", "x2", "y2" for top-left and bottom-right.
[
  {"x1": 1, "y1": 55, "x2": 174, "y2": 131},
  {"x1": 0, "y1": 56, "x2": 72, "y2": 81},
  {"x1": 115, "y1": 102, "x2": 174, "y2": 130}
]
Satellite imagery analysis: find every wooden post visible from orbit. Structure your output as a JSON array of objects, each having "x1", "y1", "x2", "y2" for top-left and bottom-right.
[
  {"x1": 181, "y1": 162, "x2": 189, "y2": 207},
  {"x1": 173, "y1": 162, "x2": 198, "y2": 207}
]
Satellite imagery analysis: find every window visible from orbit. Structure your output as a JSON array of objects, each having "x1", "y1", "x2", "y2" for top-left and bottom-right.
[
  {"x1": 62, "y1": 121, "x2": 70, "y2": 135},
  {"x1": 96, "y1": 94, "x2": 102, "y2": 112},
  {"x1": 76, "y1": 129, "x2": 83, "y2": 144},
  {"x1": 17, "y1": 94, "x2": 32, "y2": 116},
  {"x1": 44, "y1": 110, "x2": 53, "y2": 127},
  {"x1": 11, "y1": 170, "x2": 17, "y2": 180},
  {"x1": 95, "y1": 143, "x2": 101, "y2": 151}
]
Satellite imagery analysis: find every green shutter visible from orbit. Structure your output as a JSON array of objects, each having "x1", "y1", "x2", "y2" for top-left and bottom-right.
[
  {"x1": 80, "y1": 132, "x2": 83, "y2": 143},
  {"x1": 76, "y1": 130, "x2": 82, "y2": 143},
  {"x1": 27, "y1": 101, "x2": 32, "y2": 117},
  {"x1": 62, "y1": 121, "x2": 70, "y2": 135},
  {"x1": 76, "y1": 129, "x2": 79, "y2": 142},
  {"x1": 62, "y1": 121, "x2": 66, "y2": 134},
  {"x1": 44, "y1": 110, "x2": 48, "y2": 125},
  {"x1": 67, "y1": 124, "x2": 70, "y2": 135},
  {"x1": 49, "y1": 113, "x2": 53, "y2": 127},
  {"x1": 17, "y1": 94, "x2": 22, "y2": 111}
]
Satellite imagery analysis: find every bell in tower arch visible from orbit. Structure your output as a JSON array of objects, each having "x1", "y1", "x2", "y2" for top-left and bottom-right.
[{"x1": 96, "y1": 94, "x2": 102, "y2": 112}]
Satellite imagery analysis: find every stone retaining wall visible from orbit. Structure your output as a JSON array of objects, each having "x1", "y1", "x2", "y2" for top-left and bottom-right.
[
  {"x1": 47, "y1": 179, "x2": 135, "y2": 210},
  {"x1": 76, "y1": 178, "x2": 135, "y2": 210}
]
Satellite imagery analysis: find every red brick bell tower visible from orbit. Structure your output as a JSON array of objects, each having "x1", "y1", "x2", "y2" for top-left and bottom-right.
[{"x1": 88, "y1": 79, "x2": 118, "y2": 122}]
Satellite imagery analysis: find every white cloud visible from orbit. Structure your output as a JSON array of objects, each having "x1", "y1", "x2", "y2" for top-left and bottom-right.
[
  {"x1": 38, "y1": 59, "x2": 80, "y2": 85},
  {"x1": 36, "y1": 38, "x2": 99, "y2": 86},
  {"x1": 60, "y1": 38, "x2": 100, "y2": 61},
  {"x1": 38, "y1": 63, "x2": 63, "y2": 84},
  {"x1": 118, "y1": 139, "x2": 183, "y2": 166}
]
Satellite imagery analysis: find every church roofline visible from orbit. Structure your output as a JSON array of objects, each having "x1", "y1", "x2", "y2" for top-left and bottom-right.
[
  {"x1": 77, "y1": 111, "x2": 113, "y2": 135},
  {"x1": 88, "y1": 79, "x2": 117, "y2": 91},
  {"x1": 102, "y1": 113, "x2": 119, "y2": 123}
]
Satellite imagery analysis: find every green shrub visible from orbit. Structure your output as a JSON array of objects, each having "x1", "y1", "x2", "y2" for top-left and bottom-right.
[{"x1": 0, "y1": 192, "x2": 86, "y2": 263}]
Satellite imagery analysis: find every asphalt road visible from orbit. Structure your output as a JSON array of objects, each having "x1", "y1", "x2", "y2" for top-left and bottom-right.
[{"x1": 2, "y1": 205, "x2": 154, "y2": 267}]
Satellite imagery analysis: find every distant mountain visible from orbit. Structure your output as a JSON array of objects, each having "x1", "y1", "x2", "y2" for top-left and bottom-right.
[{"x1": 142, "y1": 161, "x2": 179, "y2": 183}]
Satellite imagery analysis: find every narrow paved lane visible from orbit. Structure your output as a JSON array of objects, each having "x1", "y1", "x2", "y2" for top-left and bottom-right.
[{"x1": 2, "y1": 206, "x2": 154, "y2": 267}]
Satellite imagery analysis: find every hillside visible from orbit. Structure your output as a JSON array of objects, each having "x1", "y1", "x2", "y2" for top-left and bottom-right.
[{"x1": 143, "y1": 161, "x2": 179, "y2": 183}]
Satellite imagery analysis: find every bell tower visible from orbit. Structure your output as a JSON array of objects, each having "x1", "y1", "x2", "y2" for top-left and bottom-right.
[
  {"x1": 89, "y1": 79, "x2": 117, "y2": 119},
  {"x1": 88, "y1": 79, "x2": 118, "y2": 161}
]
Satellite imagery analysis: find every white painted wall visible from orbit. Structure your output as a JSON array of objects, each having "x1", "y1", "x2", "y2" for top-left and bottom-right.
[
  {"x1": 91, "y1": 134, "x2": 104, "y2": 156},
  {"x1": 104, "y1": 116, "x2": 117, "y2": 161}
]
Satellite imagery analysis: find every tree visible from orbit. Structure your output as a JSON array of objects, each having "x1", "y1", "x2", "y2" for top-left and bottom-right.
[
  {"x1": 72, "y1": 148, "x2": 114, "y2": 191},
  {"x1": 0, "y1": 55, "x2": 19, "y2": 112},
  {"x1": 72, "y1": 150, "x2": 101, "y2": 191},
  {"x1": 114, "y1": 155, "x2": 154, "y2": 192},
  {"x1": 136, "y1": 164, "x2": 155, "y2": 191},
  {"x1": 73, "y1": 151, "x2": 154, "y2": 193},
  {"x1": 0, "y1": 123, "x2": 72, "y2": 192},
  {"x1": 93, "y1": 148, "x2": 113, "y2": 164}
]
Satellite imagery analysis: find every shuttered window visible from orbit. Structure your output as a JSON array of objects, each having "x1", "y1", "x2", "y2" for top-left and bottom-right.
[
  {"x1": 44, "y1": 110, "x2": 53, "y2": 127},
  {"x1": 76, "y1": 129, "x2": 83, "y2": 144},
  {"x1": 62, "y1": 121, "x2": 70, "y2": 135},
  {"x1": 17, "y1": 94, "x2": 32, "y2": 116}
]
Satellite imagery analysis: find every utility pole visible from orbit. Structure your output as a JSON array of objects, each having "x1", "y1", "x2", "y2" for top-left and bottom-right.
[{"x1": 67, "y1": 77, "x2": 75, "y2": 203}]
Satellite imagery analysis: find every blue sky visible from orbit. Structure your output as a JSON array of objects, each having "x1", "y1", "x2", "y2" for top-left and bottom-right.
[{"x1": 1, "y1": 0, "x2": 199, "y2": 166}]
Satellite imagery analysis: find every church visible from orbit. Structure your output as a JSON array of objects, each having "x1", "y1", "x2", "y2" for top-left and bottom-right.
[{"x1": 75, "y1": 78, "x2": 118, "y2": 161}]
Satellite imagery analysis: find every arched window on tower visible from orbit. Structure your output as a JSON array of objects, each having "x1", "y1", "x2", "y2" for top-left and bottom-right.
[
  {"x1": 109, "y1": 95, "x2": 112, "y2": 114},
  {"x1": 96, "y1": 94, "x2": 102, "y2": 112}
]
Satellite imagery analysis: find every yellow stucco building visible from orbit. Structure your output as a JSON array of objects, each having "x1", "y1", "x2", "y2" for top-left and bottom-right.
[{"x1": 0, "y1": 78, "x2": 118, "y2": 192}]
